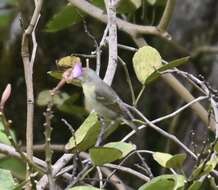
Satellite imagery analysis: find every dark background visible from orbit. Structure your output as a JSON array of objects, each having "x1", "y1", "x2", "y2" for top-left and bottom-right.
[{"x1": 0, "y1": 0, "x2": 218, "y2": 180}]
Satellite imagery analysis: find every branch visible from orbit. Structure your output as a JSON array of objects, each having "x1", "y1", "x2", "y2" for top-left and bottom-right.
[
  {"x1": 0, "y1": 142, "x2": 74, "y2": 189},
  {"x1": 103, "y1": 0, "x2": 118, "y2": 85},
  {"x1": 104, "y1": 163, "x2": 150, "y2": 182},
  {"x1": 125, "y1": 104, "x2": 197, "y2": 159},
  {"x1": 21, "y1": 144, "x2": 65, "y2": 152},
  {"x1": 68, "y1": 0, "x2": 164, "y2": 37},
  {"x1": 21, "y1": 0, "x2": 43, "y2": 189},
  {"x1": 191, "y1": 46, "x2": 218, "y2": 58},
  {"x1": 0, "y1": 143, "x2": 46, "y2": 168},
  {"x1": 43, "y1": 104, "x2": 55, "y2": 189},
  {"x1": 158, "y1": 0, "x2": 176, "y2": 31},
  {"x1": 122, "y1": 95, "x2": 208, "y2": 142},
  {"x1": 37, "y1": 154, "x2": 73, "y2": 190}
]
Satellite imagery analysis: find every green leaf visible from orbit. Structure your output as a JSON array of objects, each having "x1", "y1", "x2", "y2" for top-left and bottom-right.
[
  {"x1": 47, "y1": 70, "x2": 82, "y2": 87},
  {"x1": 191, "y1": 157, "x2": 218, "y2": 179},
  {"x1": 208, "y1": 177, "x2": 218, "y2": 190},
  {"x1": 166, "y1": 153, "x2": 187, "y2": 169},
  {"x1": 104, "y1": 142, "x2": 136, "y2": 158},
  {"x1": 58, "y1": 97, "x2": 87, "y2": 118},
  {"x1": 90, "y1": 0, "x2": 105, "y2": 9},
  {"x1": 117, "y1": 0, "x2": 142, "y2": 13},
  {"x1": 0, "y1": 11, "x2": 12, "y2": 28},
  {"x1": 153, "y1": 152, "x2": 186, "y2": 169},
  {"x1": 214, "y1": 141, "x2": 218, "y2": 153},
  {"x1": 69, "y1": 185, "x2": 102, "y2": 190},
  {"x1": 146, "y1": 0, "x2": 156, "y2": 5},
  {"x1": 0, "y1": 121, "x2": 16, "y2": 146},
  {"x1": 0, "y1": 168, "x2": 16, "y2": 190},
  {"x1": 65, "y1": 112, "x2": 100, "y2": 151},
  {"x1": 89, "y1": 147, "x2": 122, "y2": 166},
  {"x1": 146, "y1": 0, "x2": 166, "y2": 6},
  {"x1": 132, "y1": 45, "x2": 162, "y2": 84},
  {"x1": 45, "y1": 4, "x2": 84, "y2": 32},
  {"x1": 146, "y1": 56, "x2": 190, "y2": 84},
  {"x1": 47, "y1": 70, "x2": 63, "y2": 80},
  {"x1": 138, "y1": 174, "x2": 185, "y2": 190},
  {"x1": 0, "y1": 157, "x2": 25, "y2": 180},
  {"x1": 37, "y1": 90, "x2": 69, "y2": 107},
  {"x1": 188, "y1": 181, "x2": 203, "y2": 190},
  {"x1": 0, "y1": 131, "x2": 11, "y2": 145},
  {"x1": 1, "y1": 0, "x2": 17, "y2": 5},
  {"x1": 153, "y1": 152, "x2": 172, "y2": 167},
  {"x1": 0, "y1": 122, "x2": 4, "y2": 131}
]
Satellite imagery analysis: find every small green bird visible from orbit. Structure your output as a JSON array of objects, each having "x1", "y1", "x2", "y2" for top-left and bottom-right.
[{"x1": 63, "y1": 63, "x2": 136, "y2": 131}]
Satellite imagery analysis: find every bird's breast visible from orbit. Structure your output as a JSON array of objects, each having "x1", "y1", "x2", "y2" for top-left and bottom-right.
[{"x1": 82, "y1": 83, "x2": 118, "y2": 119}]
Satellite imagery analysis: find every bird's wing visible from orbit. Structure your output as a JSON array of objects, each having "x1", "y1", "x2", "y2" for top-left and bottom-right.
[{"x1": 94, "y1": 83, "x2": 127, "y2": 117}]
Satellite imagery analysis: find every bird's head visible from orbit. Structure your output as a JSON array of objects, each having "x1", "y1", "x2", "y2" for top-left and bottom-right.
[{"x1": 62, "y1": 63, "x2": 98, "y2": 84}]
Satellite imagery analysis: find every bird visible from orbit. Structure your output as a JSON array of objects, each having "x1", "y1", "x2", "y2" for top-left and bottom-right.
[{"x1": 63, "y1": 63, "x2": 137, "y2": 131}]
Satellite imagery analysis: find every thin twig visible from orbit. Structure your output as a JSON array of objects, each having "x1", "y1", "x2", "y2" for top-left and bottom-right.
[
  {"x1": 191, "y1": 46, "x2": 218, "y2": 58},
  {"x1": 118, "y1": 56, "x2": 135, "y2": 104},
  {"x1": 134, "y1": 85, "x2": 146, "y2": 107},
  {"x1": 158, "y1": 0, "x2": 176, "y2": 31},
  {"x1": 66, "y1": 164, "x2": 94, "y2": 189},
  {"x1": 43, "y1": 103, "x2": 55, "y2": 189},
  {"x1": 136, "y1": 152, "x2": 153, "y2": 178},
  {"x1": 102, "y1": 150, "x2": 151, "y2": 187},
  {"x1": 96, "y1": 167, "x2": 103, "y2": 189},
  {"x1": 122, "y1": 96, "x2": 208, "y2": 142},
  {"x1": 126, "y1": 104, "x2": 197, "y2": 159},
  {"x1": 71, "y1": 53, "x2": 96, "y2": 59},
  {"x1": 96, "y1": 24, "x2": 109, "y2": 75},
  {"x1": 117, "y1": 44, "x2": 138, "y2": 52},
  {"x1": 104, "y1": 163, "x2": 150, "y2": 182}
]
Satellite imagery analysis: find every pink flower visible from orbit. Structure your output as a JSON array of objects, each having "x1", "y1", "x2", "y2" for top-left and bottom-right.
[{"x1": 72, "y1": 63, "x2": 82, "y2": 78}]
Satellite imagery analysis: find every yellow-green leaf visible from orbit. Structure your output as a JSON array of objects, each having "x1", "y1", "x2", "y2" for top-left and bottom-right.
[
  {"x1": 117, "y1": 0, "x2": 142, "y2": 13},
  {"x1": 104, "y1": 142, "x2": 136, "y2": 158},
  {"x1": 188, "y1": 181, "x2": 203, "y2": 190},
  {"x1": 89, "y1": 147, "x2": 122, "y2": 166},
  {"x1": 57, "y1": 56, "x2": 81, "y2": 69},
  {"x1": 153, "y1": 152, "x2": 172, "y2": 167},
  {"x1": 65, "y1": 112, "x2": 100, "y2": 152},
  {"x1": 166, "y1": 153, "x2": 187, "y2": 169},
  {"x1": 146, "y1": 56, "x2": 190, "y2": 84},
  {"x1": 191, "y1": 157, "x2": 218, "y2": 179},
  {"x1": 138, "y1": 174, "x2": 185, "y2": 190},
  {"x1": 0, "y1": 169, "x2": 16, "y2": 190},
  {"x1": 133, "y1": 45, "x2": 162, "y2": 84}
]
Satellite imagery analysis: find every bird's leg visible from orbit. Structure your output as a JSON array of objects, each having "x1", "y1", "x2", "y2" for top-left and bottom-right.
[
  {"x1": 121, "y1": 118, "x2": 138, "y2": 132},
  {"x1": 95, "y1": 117, "x2": 107, "y2": 146}
]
